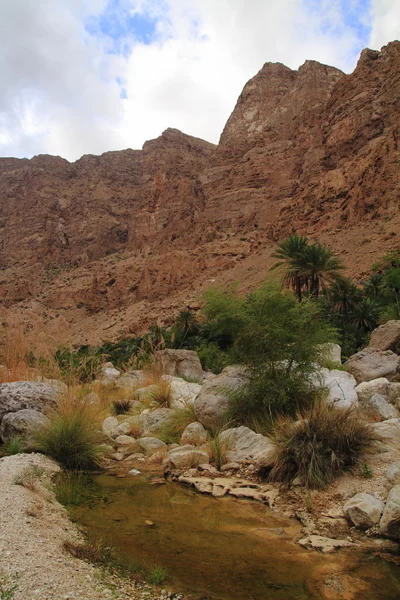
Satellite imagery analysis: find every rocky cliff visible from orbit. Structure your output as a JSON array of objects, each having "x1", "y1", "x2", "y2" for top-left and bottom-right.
[{"x1": 1, "y1": 42, "x2": 399, "y2": 343}]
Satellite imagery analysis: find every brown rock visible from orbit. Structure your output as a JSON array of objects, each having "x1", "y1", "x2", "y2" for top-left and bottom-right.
[{"x1": 369, "y1": 321, "x2": 400, "y2": 354}]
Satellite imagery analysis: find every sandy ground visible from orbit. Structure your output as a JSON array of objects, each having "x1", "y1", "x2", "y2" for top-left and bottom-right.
[{"x1": 0, "y1": 453, "x2": 171, "y2": 600}]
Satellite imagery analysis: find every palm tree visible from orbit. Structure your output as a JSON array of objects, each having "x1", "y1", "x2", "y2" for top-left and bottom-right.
[
  {"x1": 272, "y1": 234, "x2": 309, "y2": 301},
  {"x1": 300, "y1": 242, "x2": 344, "y2": 299},
  {"x1": 326, "y1": 277, "x2": 361, "y2": 317}
]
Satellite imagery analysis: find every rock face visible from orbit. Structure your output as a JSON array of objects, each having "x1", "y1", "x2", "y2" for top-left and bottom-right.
[
  {"x1": 0, "y1": 382, "x2": 59, "y2": 423},
  {"x1": 0, "y1": 409, "x2": 49, "y2": 443},
  {"x1": 194, "y1": 366, "x2": 248, "y2": 426},
  {"x1": 369, "y1": 321, "x2": 400, "y2": 354},
  {"x1": 380, "y1": 485, "x2": 400, "y2": 540},
  {"x1": 219, "y1": 426, "x2": 275, "y2": 467},
  {"x1": 343, "y1": 493, "x2": 384, "y2": 529},
  {"x1": 346, "y1": 348, "x2": 400, "y2": 383},
  {"x1": 1, "y1": 43, "x2": 400, "y2": 344},
  {"x1": 155, "y1": 350, "x2": 203, "y2": 382}
]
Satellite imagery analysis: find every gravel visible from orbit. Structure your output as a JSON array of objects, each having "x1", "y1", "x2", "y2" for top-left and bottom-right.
[{"x1": 0, "y1": 453, "x2": 180, "y2": 600}]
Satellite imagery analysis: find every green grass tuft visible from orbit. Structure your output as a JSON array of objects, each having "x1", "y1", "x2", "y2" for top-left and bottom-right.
[{"x1": 3, "y1": 437, "x2": 24, "y2": 456}]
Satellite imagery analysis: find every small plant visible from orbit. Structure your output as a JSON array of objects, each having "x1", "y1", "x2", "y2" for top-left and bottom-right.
[
  {"x1": 154, "y1": 405, "x2": 197, "y2": 444},
  {"x1": 111, "y1": 398, "x2": 132, "y2": 415},
  {"x1": 206, "y1": 424, "x2": 231, "y2": 470},
  {"x1": 33, "y1": 395, "x2": 104, "y2": 470},
  {"x1": 359, "y1": 462, "x2": 374, "y2": 479},
  {"x1": 14, "y1": 465, "x2": 45, "y2": 491},
  {"x1": 63, "y1": 535, "x2": 114, "y2": 564},
  {"x1": 3, "y1": 437, "x2": 24, "y2": 456},
  {"x1": 54, "y1": 471, "x2": 90, "y2": 505},
  {"x1": 0, "y1": 576, "x2": 17, "y2": 600},
  {"x1": 147, "y1": 380, "x2": 172, "y2": 408},
  {"x1": 269, "y1": 402, "x2": 376, "y2": 489},
  {"x1": 149, "y1": 566, "x2": 168, "y2": 585}
]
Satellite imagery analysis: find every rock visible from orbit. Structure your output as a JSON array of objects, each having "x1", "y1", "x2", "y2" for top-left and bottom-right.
[
  {"x1": 386, "y1": 463, "x2": 400, "y2": 485},
  {"x1": 368, "y1": 394, "x2": 400, "y2": 419},
  {"x1": 219, "y1": 426, "x2": 275, "y2": 467},
  {"x1": 380, "y1": 485, "x2": 400, "y2": 540},
  {"x1": 318, "y1": 343, "x2": 342, "y2": 364},
  {"x1": 316, "y1": 368, "x2": 358, "y2": 409},
  {"x1": 116, "y1": 371, "x2": 143, "y2": 389},
  {"x1": 298, "y1": 535, "x2": 357, "y2": 553},
  {"x1": 138, "y1": 437, "x2": 168, "y2": 454},
  {"x1": 220, "y1": 462, "x2": 241, "y2": 472},
  {"x1": 194, "y1": 366, "x2": 248, "y2": 427},
  {"x1": 128, "y1": 469, "x2": 141, "y2": 476},
  {"x1": 356, "y1": 378, "x2": 391, "y2": 399},
  {"x1": 102, "y1": 416, "x2": 119, "y2": 439},
  {"x1": 134, "y1": 384, "x2": 159, "y2": 401},
  {"x1": 346, "y1": 348, "x2": 400, "y2": 383},
  {"x1": 180, "y1": 422, "x2": 208, "y2": 445},
  {"x1": 372, "y1": 418, "x2": 400, "y2": 450},
  {"x1": 114, "y1": 435, "x2": 140, "y2": 452},
  {"x1": 0, "y1": 409, "x2": 49, "y2": 443},
  {"x1": 343, "y1": 493, "x2": 384, "y2": 529},
  {"x1": 163, "y1": 378, "x2": 202, "y2": 409},
  {"x1": 197, "y1": 463, "x2": 218, "y2": 474},
  {"x1": 139, "y1": 408, "x2": 173, "y2": 434},
  {"x1": 0, "y1": 382, "x2": 59, "y2": 422},
  {"x1": 101, "y1": 362, "x2": 121, "y2": 380},
  {"x1": 155, "y1": 349, "x2": 203, "y2": 382},
  {"x1": 369, "y1": 321, "x2": 400, "y2": 354},
  {"x1": 116, "y1": 421, "x2": 133, "y2": 436},
  {"x1": 168, "y1": 445, "x2": 209, "y2": 469}
]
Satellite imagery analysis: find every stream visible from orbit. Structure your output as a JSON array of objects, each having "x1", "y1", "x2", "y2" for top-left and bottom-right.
[{"x1": 68, "y1": 473, "x2": 400, "y2": 600}]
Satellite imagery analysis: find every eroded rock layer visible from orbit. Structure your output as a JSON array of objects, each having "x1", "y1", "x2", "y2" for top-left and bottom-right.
[{"x1": 0, "y1": 42, "x2": 399, "y2": 342}]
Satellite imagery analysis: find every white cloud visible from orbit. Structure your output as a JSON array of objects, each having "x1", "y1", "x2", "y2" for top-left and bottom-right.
[{"x1": 0, "y1": 0, "x2": 398, "y2": 161}]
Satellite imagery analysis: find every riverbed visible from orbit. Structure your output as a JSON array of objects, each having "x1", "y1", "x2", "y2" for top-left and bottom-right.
[{"x1": 69, "y1": 473, "x2": 400, "y2": 600}]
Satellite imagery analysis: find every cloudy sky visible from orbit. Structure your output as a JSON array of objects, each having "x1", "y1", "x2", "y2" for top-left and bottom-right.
[{"x1": 0, "y1": 0, "x2": 398, "y2": 161}]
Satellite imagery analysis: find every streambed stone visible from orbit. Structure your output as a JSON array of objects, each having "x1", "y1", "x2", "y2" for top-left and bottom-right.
[
  {"x1": 380, "y1": 485, "x2": 400, "y2": 540},
  {"x1": 138, "y1": 437, "x2": 168, "y2": 454},
  {"x1": 0, "y1": 409, "x2": 49, "y2": 443},
  {"x1": 168, "y1": 445, "x2": 209, "y2": 469},
  {"x1": 343, "y1": 493, "x2": 384, "y2": 529},
  {"x1": 219, "y1": 426, "x2": 274, "y2": 466}
]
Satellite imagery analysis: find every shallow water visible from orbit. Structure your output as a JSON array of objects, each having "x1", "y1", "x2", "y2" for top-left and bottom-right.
[{"x1": 69, "y1": 473, "x2": 400, "y2": 600}]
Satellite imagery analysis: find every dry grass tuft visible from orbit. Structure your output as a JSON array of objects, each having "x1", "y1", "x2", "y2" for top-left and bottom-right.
[
  {"x1": 269, "y1": 401, "x2": 377, "y2": 489},
  {"x1": 147, "y1": 380, "x2": 172, "y2": 408}
]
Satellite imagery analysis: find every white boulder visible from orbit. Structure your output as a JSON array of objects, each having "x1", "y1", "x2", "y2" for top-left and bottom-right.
[{"x1": 343, "y1": 493, "x2": 384, "y2": 529}]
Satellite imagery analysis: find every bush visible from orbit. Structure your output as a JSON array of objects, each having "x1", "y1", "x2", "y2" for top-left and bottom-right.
[
  {"x1": 33, "y1": 396, "x2": 103, "y2": 470},
  {"x1": 147, "y1": 380, "x2": 172, "y2": 408},
  {"x1": 268, "y1": 402, "x2": 376, "y2": 489},
  {"x1": 197, "y1": 342, "x2": 230, "y2": 374},
  {"x1": 202, "y1": 281, "x2": 336, "y2": 422}
]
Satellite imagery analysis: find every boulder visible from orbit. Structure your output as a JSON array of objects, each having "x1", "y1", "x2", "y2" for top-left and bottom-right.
[
  {"x1": 116, "y1": 371, "x2": 143, "y2": 389},
  {"x1": 346, "y1": 348, "x2": 400, "y2": 383},
  {"x1": 318, "y1": 343, "x2": 342, "y2": 364},
  {"x1": 101, "y1": 362, "x2": 121, "y2": 380},
  {"x1": 0, "y1": 381, "x2": 59, "y2": 422},
  {"x1": 114, "y1": 435, "x2": 140, "y2": 452},
  {"x1": 163, "y1": 377, "x2": 202, "y2": 409},
  {"x1": 0, "y1": 409, "x2": 49, "y2": 443},
  {"x1": 139, "y1": 408, "x2": 173, "y2": 434},
  {"x1": 372, "y1": 418, "x2": 400, "y2": 451},
  {"x1": 219, "y1": 426, "x2": 275, "y2": 467},
  {"x1": 380, "y1": 485, "x2": 400, "y2": 540},
  {"x1": 343, "y1": 493, "x2": 384, "y2": 529},
  {"x1": 316, "y1": 368, "x2": 358, "y2": 409},
  {"x1": 181, "y1": 422, "x2": 208, "y2": 445},
  {"x1": 356, "y1": 378, "x2": 390, "y2": 399},
  {"x1": 369, "y1": 321, "x2": 400, "y2": 354},
  {"x1": 138, "y1": 437, "x2": 168, "y2": 455},
  {"x1": 102, "y1": 416, "x2": 119, "y2": 438},
  {"x1": 194, "y1": 366, "x2": 248, "y2": 427},
  {"x1": 116, "y1": 421, "x2": 133, "y2": 436},
  {"x1": 368, "y1": 394, "x2": 400, "y2": 420},
  {"x1": 155, "y1": 349, "x2": 203, "y2": 382},
  {"x1": 168, "y1": 445, "x2": 209, "y2": 469}
]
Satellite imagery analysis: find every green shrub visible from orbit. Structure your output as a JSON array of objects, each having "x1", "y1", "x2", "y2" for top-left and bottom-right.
[
  {"x1": 197, "y1": 342, "x2": 230, "y2": 374},
  {"x1": 55, "y1": 346, "x2": 102, "y2": 384},
  {"x1": 54, "y1": 471, "x2": 90, "y2": 505},
  {"x1": 269, "y1": 402, "x2": 376, "y2": 489},
  {"x1": 33, "y1": 399, "x2": 103, "y2": 470},
  {"x1": 3, "y1": 437, "x2": 24, "y2": 456},
  {"x1": 202, "y1": 281, "x2": 335, "y2": 422}
]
